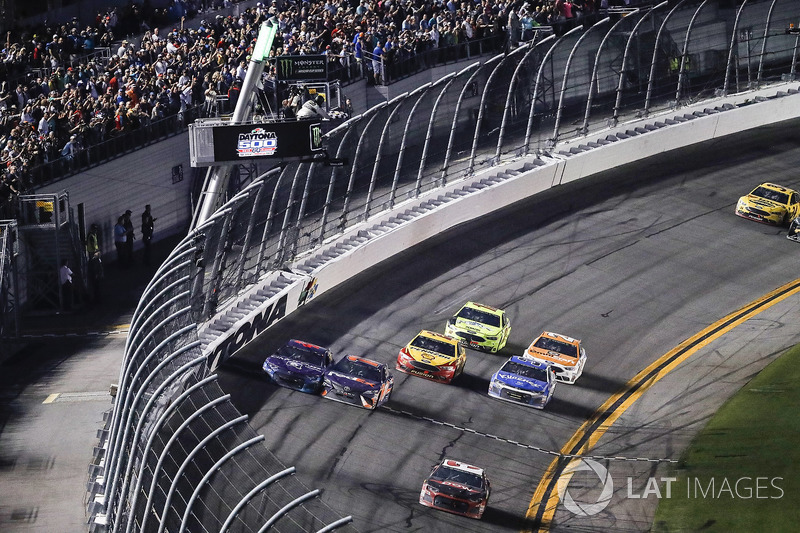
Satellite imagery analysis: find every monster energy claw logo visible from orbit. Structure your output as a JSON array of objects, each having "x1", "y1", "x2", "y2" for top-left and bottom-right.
[
  {"x1": 278, "y1": 58, "x2": 293, "y2": 78},
  {"x1": 310, "y1": 124, "x2": 323, "y2": 150}
]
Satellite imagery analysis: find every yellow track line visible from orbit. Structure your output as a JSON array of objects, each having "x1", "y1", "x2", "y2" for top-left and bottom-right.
[
  {"x1": 524, "y1": 276, "x2": 800, "y2": 533},
  {"x1": 42, "y1": 394, "x2": 59, "y2": 404}
]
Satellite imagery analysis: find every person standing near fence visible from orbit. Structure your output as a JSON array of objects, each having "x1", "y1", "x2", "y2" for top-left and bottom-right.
[
  {"x1": 123, "y1": 210, "x2": 135, "y2": 266},
  {"x1": 59, "y1": 259, "x2": 74, "y2": 311},
  {"x1": 141, "y1": 204, "x2": 156, "y2": 266},
  {"x1": 114, "y1": 215, "x2": 127, "y2": 267},
  {"x1": 86, "y1": 223, "x2": 104, "y2": 302}
]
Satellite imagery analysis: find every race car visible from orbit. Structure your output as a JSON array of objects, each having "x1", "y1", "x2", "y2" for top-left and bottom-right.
[
  {"x1": 788, "y1": 216, "x2": 800, "y2": 242},
  {"x1": 419, "y1": 459, "x2": 491, "y2": 519},
  {"x1": 735, "y1": 182, "x2": 800, "y2": 226},
  {"x1": 396, "y1": 330, "x2": 466, "y2": 384},
  {"x1": 488, "y1": 356, "x2": 556, "y2": 409},
  {"x1": 262, "y1": 339, "x2": 334, "y2": 393},
  {"x1": 524, "y1": 331, "x2": 586, "y2": 384},
  {"x1": 444, "y1": 301, "x2": 511, "y2": 353},
  {"x1": 321, "y1": 355, "x2": 394, "y2": 410}
]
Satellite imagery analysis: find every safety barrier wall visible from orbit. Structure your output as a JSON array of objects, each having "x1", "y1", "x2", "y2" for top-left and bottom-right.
[{"x1": 89, "y1": 2, "x2": 800, "y2": 531}]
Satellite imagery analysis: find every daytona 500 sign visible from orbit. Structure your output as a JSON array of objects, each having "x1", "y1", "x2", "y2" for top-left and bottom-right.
[{"x1": 211, "y1": 121, "x2": 324, "y2": 162}]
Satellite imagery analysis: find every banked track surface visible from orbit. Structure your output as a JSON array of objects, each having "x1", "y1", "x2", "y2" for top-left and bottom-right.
[{"x1": 218, "y1": 119, "x2": 800, "y2": 532}]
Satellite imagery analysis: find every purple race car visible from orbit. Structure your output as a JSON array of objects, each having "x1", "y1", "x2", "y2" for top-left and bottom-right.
[
  {"x1": 262, "y1": 340, "x2": 334, "y2": 393},
  {"x1": 321, "y1": 355, "x2": 394, "y2": 410}
]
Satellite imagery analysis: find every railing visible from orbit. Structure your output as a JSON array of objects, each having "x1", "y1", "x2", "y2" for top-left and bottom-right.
[
  {"x1": 27, "y1": 103, "x2": 205, "y2": 188},
  {"x1": 90, "y1": 2, "x2": 800, "y2": 531},
  {"x1": 0, "y1": 220, "x2": 19, "y2": 345}
]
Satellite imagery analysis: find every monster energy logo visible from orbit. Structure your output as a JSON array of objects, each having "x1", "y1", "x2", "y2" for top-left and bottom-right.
[
  {"x1": 310, "y1": 124, "x2": 323, "y2": 150},
  {"x1": 278, "y1": 58, "x2": 293, "y2": 79}
]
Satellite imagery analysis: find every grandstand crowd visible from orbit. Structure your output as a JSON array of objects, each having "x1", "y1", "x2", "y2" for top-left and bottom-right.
[{"x1": 0, "y1": 0, "x2": 625, "y2": 212}]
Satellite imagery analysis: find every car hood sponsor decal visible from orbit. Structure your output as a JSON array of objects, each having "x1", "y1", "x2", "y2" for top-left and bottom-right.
[
  {"x1": 326, "y1": 372, "x2": 377, "y2": 391},
  {"x1": 528, "y1": 348, "x2": 577, "y2": 366},
  {"x1": 268, "y1": 356, "x2": 323, "y2": 376},
  {"x1": 497, "y1": 371, "x2": 546, "y2": 391},
  {"x1": 454, "y1": 318, "x2": 498, "y2": 334},
  {"x1": 408, "y1": 347, "x2": 454, "y2": 366},
  {"x1": 429, "y1": 480, "x2": 479, "y2": 499},
  {"x1": 748, "y1": 196, "x2": 781, "y2": 210}
]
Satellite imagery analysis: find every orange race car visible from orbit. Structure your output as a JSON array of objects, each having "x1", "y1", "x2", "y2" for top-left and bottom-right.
[{"x1": 524, "y1": 331, "x2": 586, "y2": 384}]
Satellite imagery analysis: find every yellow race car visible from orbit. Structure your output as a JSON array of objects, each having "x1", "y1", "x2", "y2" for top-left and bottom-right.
[
  {"x1": 396, "y1": 330, "x2": 466, "y2": 383},
  {"x1": 735, "y1": 182, "x2": 800, "y2": 226}
]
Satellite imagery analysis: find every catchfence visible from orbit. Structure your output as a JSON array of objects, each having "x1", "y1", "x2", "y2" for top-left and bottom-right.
[{"x1": 89, "y1": 2, "x2": 800, "y2": 531}]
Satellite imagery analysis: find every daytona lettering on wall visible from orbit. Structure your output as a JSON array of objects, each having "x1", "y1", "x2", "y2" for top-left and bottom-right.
[{"x1": 209, "y1": 294, "x2": 288, "y2": 370}]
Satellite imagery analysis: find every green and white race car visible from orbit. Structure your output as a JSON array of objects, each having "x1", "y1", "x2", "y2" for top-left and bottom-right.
[{"x1": 445, "y1": 301, "x2": 510, "y2": 353}]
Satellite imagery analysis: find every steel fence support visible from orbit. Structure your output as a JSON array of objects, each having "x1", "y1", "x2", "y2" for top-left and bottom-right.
[
  {"x1": 219, "y1": 467, "x2": 297, "y2": 533},
  {"x1": 178, "y1": 435, "x2": 266, "y2": 533},
  {"x1": 277, "y1": 164, "x2": 305, "y2": 266},
  {"x1": 202, "y1": 210, "x2": 233, "y2": 317},
  {"x1": 583, "y1": 14, "x2": 635, "y2": 134},
  {"x1": 553, "y1": 19, "x2": 608, "y2": 143},
  {"x1": 676, "y1": 1, "x2": 710, "y2": 103},
  {"x1": 316, "y1": 516, "x2": 355, "y2": 533},
  {"x1": 255, "y1": 166, "x2": 290, "y2": 273},
  {"x1": 235, "y1": 171, "x2": 279, "y2": 291},
  {"x1": 645, "y1": 0, "x2": 688, "y2": 115},
  {"x1": 156, "y1": 414, "x2": 250, "y2": 533},
  {"x1": 319, "y1": 120, "x2": 358, "y2": 243},
  {"x1": 497, "y1": 36, "x2": 554, "y2": 160},
  {"x1": 296, "y1": 163, "x2": 316, "y2": 229},
  {"x1": 524, "y1": 26, "x2": 583, "y2": 154},
  {"x1": 441, "y1": 61, "x2": 486, "y2": 182},
  {"x1": 724, "y1": 0, "x2": 751, "y2": 95},
  {"x1": 756, "y1": 0, "x2": 780, "y2": 87},
  {"x1": 391, "y1": 84, "x2": 432, "y2": 208},
  {"x1": 139, "y1": 393, "x2": 232, "y2": 533},
  {"x1": 613, "y1": 3, "x2": 667, "y2": 124},
  {"x1": 365, "y1": 94, "x2": 408, "y2": 220},
  {"x1": 341, "y1": 104, "x2": 387, "y2": 229},
  {"x1": 129, "y1": 243, "x2": 194, "y2": 333},
  {"x1": 255, "y1": 490, "x2": 321, "y2": 533},
  {"x1": 126, "y1": 276, "x2": 192, "y2": 358},
  {"x1": 469, "y1": 46, "x2": 527, "y2": 173},
  {"x1": 416, "y1": 72, "x2": 460, "y2": 197}
]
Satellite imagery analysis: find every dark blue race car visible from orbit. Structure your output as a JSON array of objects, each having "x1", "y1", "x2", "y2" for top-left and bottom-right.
[
  {"x1": 321, "y1": 355, "x2": 394, "y2": 410},
  {"x1": 487, "y1": 356, "x2": 556, "y2": 409},
  {"x1": 262, "y1": 340, "x2": 334, "y2": 393}
]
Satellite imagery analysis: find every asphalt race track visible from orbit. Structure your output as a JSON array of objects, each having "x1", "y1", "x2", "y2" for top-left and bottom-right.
[{"x1": 217, "y1": 118, "x2": 800, "y2": 532}]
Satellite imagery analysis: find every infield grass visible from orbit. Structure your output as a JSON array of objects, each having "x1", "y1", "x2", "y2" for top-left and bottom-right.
[{"x1": 652, "y1": 344, "x2": 800, "y2": 532}]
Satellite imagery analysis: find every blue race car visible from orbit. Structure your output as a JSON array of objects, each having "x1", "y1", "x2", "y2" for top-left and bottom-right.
[
  {"x1": 321, "y1": 355, "x2": 394, "y2": 410},
  {"x1": 262, "y1": 340, "x2": 334, "y2": 393},
  {"x1": 488, "y1": 356, "x2": 556, "y2": 409}
]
